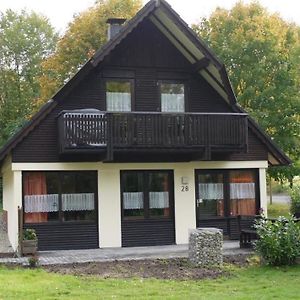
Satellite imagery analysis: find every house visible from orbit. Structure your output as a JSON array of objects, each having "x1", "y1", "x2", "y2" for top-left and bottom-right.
[{"x1": 0, "y1": 0, "x2": 290, "y2": 251}]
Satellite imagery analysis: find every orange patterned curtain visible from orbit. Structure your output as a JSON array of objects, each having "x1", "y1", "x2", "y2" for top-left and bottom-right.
[
  {"x1": 24, "y1": 172, "x2": 48, "y2": 223},
  {"x1": 230, "y1": 171, "x2": 256, "y2": 216}
]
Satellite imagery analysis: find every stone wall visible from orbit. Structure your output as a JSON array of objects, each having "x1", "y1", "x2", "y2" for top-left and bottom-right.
[
  {"x1": 189, "y1": 228, "x2": 223, "y2": 267},
  {"x1": 0, "y1": 211, "x2": 7, "y2": 232}
]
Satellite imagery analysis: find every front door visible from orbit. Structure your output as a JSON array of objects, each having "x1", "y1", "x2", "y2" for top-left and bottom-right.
[
  {"x1": 121, "y1": 170, "x2": 175, "y2": 247},
  {"x1": 195, "y1": 169, "x2": 259, "y2": 238}
]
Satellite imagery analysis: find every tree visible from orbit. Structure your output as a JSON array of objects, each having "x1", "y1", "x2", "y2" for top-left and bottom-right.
[
  {"x1": 0, "y1": 9, "x2": 58, "y2": 146},
  {"x1": 38, "y1": 0, "x2": 142, "y2": 105},
  {"x1": 192, "y1": 2, "x2": 300, "y2": 183}
]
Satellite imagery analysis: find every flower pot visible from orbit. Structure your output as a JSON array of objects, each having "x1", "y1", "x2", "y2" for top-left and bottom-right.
[{"x1": 22, "y1": 240, "x2": 38, "y2": 256}]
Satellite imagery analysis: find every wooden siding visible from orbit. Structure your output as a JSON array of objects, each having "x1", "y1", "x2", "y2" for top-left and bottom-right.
[
  {"x1": 197, "y1": 218, "x2": 229, "y2": 236},
  {"x1": 12, "y1": 18, "x2": 269, "y2": 163},
  {"x1": 104, "y1": 19, "x2": 191, "y2": 69},
  {"x1": 199, "y1": 217, "x2": 258, "y2": 240},
  {"x1": 121, "y1": 219, "x2": 175, "y2": 247},
  {"x1": 24, "y1": 223, "x2": 99, "y2": 250},
  {"x1": 229, "y1": 130, "x2": 268, "y2": 161},
  {"x1": 197, "y1": 217, "x2": 243, "y2": 239}
]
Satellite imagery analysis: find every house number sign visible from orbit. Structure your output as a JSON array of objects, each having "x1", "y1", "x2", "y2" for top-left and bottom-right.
[
  {"x1": 181, "y1": 177, "x2": 189, "y2": 192},
  {"x1": 181, "y1": 185, "x2": 189, "y2": 192}
]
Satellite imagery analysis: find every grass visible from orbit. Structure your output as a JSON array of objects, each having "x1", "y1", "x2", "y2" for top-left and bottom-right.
[
  {"x1": 268, "y1": 202, "x2": 290, "y2": 218},
  {"x1": 1, "y1": 265, "x2": 300, "y2": 299}
]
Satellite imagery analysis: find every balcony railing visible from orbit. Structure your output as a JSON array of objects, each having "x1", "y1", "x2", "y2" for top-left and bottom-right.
[{"x1": 58, "y1": 111, "x2": 248, "y2": 159}]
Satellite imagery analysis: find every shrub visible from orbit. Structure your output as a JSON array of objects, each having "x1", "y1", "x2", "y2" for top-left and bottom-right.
[
  {"x1": 28, "y1": 255, "x2": 39, "y2": 268},
  {"x1": 254, "y1": 215, "x2": 300, "y2": 266},
  {"x1": 23, "y1": 229, "x2": 37, "y2": 240},
  {"x1": 290, "y1": 186, "x2": 300, "y2": 216}
]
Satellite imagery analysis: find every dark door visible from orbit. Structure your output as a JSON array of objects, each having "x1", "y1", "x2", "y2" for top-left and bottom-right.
[
  {"x1": 121, "y1": 170, "x2": 175, "y2": 247},
  {"x1": 195, "y1": 169, "x2": 260, "y2": 238}
]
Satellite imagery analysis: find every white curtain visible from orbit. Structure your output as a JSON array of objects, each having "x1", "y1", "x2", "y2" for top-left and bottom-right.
[
  {"x1": 198, "y1": 183, "x2": 224, "y2": 200},
  {"x1": 107, "y1": 92, "x2": 131, "y2": 112},
  {"x1": 161, "y1": 93, "x2": 185, "y2": 112},
  {"x1": 24, "y1": 194, "x2": 59, "y2": 213},
  {"x1": 149, "y1": 192, "x2": 169, "y2": 209},
  {"x1": 230, "y1": 183, "x2": 255, "y2": 199},
  {"x1": 61, "y1": 193, "x2": 95, "y2": 211},
  {"x1": 123, "y1": 192, "x2": 143, "y2": 209}
]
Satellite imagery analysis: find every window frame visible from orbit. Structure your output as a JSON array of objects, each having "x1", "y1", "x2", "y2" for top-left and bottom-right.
[
  {"x1": 120, "y1": 170, "x2": 174, "y2": 221},
  {"x1": 158, "y1": 80, "x2": 187, "y2": 113},
  {"x1": 22, "y1": 171, "x2": 98, "y2": 225},
  {"x1": 195, "y1": 169, "x2": 260, "y2": 220},
  {"x1": 104, "y1": 78, "x2": 135, "y2": 112}
]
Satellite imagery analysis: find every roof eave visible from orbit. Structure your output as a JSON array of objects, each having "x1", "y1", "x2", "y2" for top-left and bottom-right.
[
  {"x1": 233, "y1": 104, "x2": 292, "y2": 166},
  {"x1": 0, "y1": 100, "x2": 57, "y2": 168}
]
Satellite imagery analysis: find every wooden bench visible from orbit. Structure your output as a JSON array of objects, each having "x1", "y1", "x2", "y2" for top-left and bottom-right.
[{"x1": 237, "y1": 215, "x2": 261, "y2": 248}]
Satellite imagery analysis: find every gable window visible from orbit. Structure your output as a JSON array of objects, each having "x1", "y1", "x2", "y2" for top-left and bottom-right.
[
  {"x1": 160, "y1": 82, "x2": 185, "y2": 113},
  {"x1": 106, "y1": 80, "x2": 132, "y2": 112}
]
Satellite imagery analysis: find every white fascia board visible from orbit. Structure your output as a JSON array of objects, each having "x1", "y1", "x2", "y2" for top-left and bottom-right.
[
  {"x1": 200, "y1": 69, "x2": 229, "y2": 101},
  {"x1": 154, "y1": 9, "x2": 204, "y2": 60},
  {"x1": 149, "y1": 16, "x2": 195, "y2": 63},
  {"x1": 12, "y1": 160, "x2": 268, "y2": 171}
]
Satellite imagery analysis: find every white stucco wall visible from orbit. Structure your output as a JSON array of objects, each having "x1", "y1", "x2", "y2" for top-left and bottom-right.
[
  {"x1": 1, "y1": 158, "x2": 22, "y2": 250},
  {"x1": 98, "y1": 169, "x2": 122, "y2": 247},
  {"x1": 9, "y1": 160, "x2": 268, "y2": 247},
  {"x1": 173, "y1": 167, "x2": 196, "y2": 244},
  {"x1": 259, "y1": 168, "x2": 268, "y2": 216}
]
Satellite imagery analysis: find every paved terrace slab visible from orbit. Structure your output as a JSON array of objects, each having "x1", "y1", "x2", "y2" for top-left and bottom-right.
[{"x1": 0, "y1": 241, "x2": 252, "y2": 266}]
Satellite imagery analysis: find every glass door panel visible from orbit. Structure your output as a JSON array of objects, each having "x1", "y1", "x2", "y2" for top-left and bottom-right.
[
  {"x1": 229, "y1": 170, "x2": 256, "y2": 216},
  {"x1": 148, "y1": 172, "x2": 170, "y2": 217},
  {"x1": 122, "y1": 172, "x2": 144, "y2": 218},
  {"x1": 196, "y1": 172, "x2": 224, "y2": 219}
]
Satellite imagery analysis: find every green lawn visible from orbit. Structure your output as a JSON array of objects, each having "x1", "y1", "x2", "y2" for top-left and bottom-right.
[
  {"x1": 1, "y1": 265, "x2": 300, "y2": 299},
  {"x1": 267, "y1": 202, "x2": 290, "y2": 218}
]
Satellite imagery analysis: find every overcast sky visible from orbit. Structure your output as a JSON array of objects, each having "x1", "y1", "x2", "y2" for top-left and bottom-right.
[{"x1": 0, "y1": 0, "x2": 299, "y2": 33}]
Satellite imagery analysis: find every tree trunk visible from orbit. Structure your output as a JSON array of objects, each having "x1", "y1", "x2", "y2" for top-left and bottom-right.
[
  {"x1": 288, "y1": 176, "x2": 294, "y2": 189},
  {"x1": 269, "y1": 177, "x2": 272, "y2": 205}
]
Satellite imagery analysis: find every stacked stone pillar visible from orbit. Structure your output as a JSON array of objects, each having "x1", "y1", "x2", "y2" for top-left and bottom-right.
[{"x1": 189, "y1": 228, "x2": 223, "y2": 267}]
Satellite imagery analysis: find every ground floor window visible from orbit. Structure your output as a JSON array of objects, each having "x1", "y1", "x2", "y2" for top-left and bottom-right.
[
  {"x1": 196, "y1": 169, "x2": 259, "y2": 219},
  {"x1": 23, "y1": 171, "x2": 97, "y2": 224},
  {"x1": 121, "y1": 170, "x2": 173, "y2": 220}
]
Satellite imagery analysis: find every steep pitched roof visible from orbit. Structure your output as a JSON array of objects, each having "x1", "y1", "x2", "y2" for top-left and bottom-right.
[{"x1": 0, "y1": 0, "x2": 291, "y2": 167}]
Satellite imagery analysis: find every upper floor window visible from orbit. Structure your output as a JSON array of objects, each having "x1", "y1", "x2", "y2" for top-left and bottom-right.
[
  {"x1": 106, "y1": 80, "x2": 132, "y2": 112},
  {"x1": 160, "y1": 82, "x2": 185, "y2": 113}
]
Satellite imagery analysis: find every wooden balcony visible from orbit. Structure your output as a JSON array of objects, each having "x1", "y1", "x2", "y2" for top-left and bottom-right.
[{"x1": 57, "y1": 111, "x2": 248, "y2": 160}]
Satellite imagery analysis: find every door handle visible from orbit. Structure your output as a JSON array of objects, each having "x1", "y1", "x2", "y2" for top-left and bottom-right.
[{"x1": 196, "y1": 199, "x2": 202, "y2": 206}]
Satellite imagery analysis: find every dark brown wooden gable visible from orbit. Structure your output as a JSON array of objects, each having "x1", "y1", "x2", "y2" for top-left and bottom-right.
[
  {"x1": 103, "y1": 19, "x2": 190, "y2": 69},
  {"x1": 11, "y1": 17, "x2": 269, "y2": 163},
  {"x1": 211, "y1": 129, "x2": 268, "y2": 161}
]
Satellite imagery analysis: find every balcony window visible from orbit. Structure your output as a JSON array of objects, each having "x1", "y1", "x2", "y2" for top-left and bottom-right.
[
  {"x1": 106, "y1": 80, "x2": 132, "y2": 112},
  {"x1": 160, "y1": 82, "x2": 185, "y2": 112}
]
